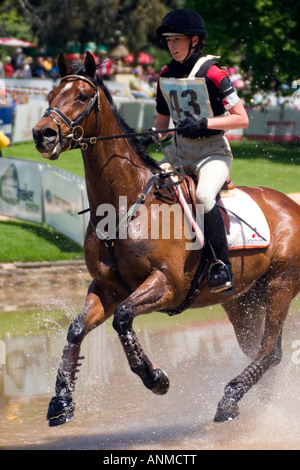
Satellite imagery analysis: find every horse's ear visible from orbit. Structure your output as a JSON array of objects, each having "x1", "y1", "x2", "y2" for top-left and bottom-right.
[
  {"x1": 57, "y1": 53, "x2": 71, "y2": 78},
  {"x1": 85, "y1": 51, "x2": 96, "y2": 78}
]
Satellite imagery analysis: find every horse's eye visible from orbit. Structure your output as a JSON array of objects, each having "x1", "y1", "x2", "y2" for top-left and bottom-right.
[{"x1": 78, "y1": 92, "x2": 89, "y2": 102}]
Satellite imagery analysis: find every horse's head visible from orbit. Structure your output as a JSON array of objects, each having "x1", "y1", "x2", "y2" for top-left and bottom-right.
[{"x1": 32, "y1": 51, "x2": 100, "y2": 160}]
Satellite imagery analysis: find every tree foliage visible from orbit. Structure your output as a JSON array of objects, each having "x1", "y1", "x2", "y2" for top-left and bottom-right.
[
  {"x1": 0, "y1": 0, "x2": 299, "y2": 89},
  {"x1": 186, "y1": 0, "x2": 300, "y2": 88}
]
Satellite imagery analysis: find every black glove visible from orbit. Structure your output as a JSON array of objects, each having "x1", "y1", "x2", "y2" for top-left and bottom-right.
[
  {"x1": 139, "y1": 127, "x2": 157, "y2": 149},
  {"x1": 139, "y1": 134, "x2": 154, "y2": 149},
  {"x1": 177, "y1": 115, "x2": 208, "y2": 138}
]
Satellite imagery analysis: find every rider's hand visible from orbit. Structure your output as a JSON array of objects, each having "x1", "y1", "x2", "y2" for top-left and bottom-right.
[
  {"x1": 139, "y1": 134, "x2": 154, "y2": 149},
  {"x1": 177, "y1": 115, "x2": 208, "y2": 138}
]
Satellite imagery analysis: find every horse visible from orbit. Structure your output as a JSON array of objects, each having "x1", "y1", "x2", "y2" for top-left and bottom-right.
[{"x1": 32, "y1": 51, "x2": 300, "y2": 427}]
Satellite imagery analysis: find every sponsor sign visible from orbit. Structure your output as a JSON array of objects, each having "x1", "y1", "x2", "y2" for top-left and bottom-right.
[
  {"x1": 13, "y1": 102, "x2": 45, "y2": 142},
  {"x1": 3, "y1": 78, "x2": 53, "y2": 102},
  {"x1": 0, "y1": 158, "x2": 43, "y2": 222},
  {"x1": 0, "y1": 106, "x2": 14, "y2": 142},
  {"x1": 42, "y1": 166, "x2": 87, "y2": 246}
]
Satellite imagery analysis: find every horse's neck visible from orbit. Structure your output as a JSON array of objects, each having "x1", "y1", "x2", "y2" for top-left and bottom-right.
[{"x1": 82, "y1": 105, "x2": 149, "y2": 214}]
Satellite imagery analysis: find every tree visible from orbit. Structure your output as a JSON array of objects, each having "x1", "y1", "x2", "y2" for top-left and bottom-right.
[
  {"x1": 186, "y1": 0, "x2": 300, "y2": 89},
  {"x1": 14, "y1": 0, "x2": 167, "y2": 55},
  {"x1": 0, "y1": 7, "x2": 34, "y2": 42}
]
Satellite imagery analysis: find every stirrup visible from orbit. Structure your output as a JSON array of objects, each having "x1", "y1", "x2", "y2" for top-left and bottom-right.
[{"x1": 207, "y1": 260, "x2": 233, "y2": 294}]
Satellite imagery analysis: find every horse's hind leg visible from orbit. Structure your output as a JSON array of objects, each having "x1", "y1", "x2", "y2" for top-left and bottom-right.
[
  {"x1": 214, "y1": 273, "x2": 297, "y2": 422},
  {"x1": 112, "y1": 270, "x2": 171, "y2": 395},
  {"x1": 47, "y1": 281, "x2": 114, "y2": 426}
]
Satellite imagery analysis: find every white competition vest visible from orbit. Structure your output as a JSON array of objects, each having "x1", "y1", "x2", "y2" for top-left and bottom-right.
[{"x1": 159, "y1": 55, "x2": 219, "y2": 124}]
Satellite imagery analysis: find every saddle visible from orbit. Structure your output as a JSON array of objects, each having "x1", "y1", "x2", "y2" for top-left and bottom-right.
[
  {"x1": 165, "y1": 170, "x2": 270, "y2": 251},
  {"x1": 170, "y1": 171, "x2": 234, "y2": 234}
]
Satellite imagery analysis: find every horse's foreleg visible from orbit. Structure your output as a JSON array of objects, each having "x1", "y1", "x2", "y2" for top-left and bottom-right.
[
  {"x1": 112, "y1": 271, "x2": 171, "y2": 395},
  {"x1": 214, "y1": 275, "x2": 294, "y2": 422},
  {"x1": 47, "y1": 281, "x2": 113, "y2": 426}
]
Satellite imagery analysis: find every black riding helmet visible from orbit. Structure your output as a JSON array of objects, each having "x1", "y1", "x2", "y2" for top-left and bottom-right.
[{"x1": 156, "y1": 9, "x2": 207, "y2": 39}]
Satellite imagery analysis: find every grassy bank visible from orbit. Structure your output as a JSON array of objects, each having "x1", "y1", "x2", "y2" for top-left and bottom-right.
[
  {"x1": 0, "y1": 138, "x2": 299, "y2": 263},
  {"x1": 0, "y1": 219, "x2": 83, "y2": 262}
]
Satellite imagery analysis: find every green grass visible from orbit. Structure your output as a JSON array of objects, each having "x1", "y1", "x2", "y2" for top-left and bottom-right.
[
  {"x1": 3, "y1": 138, "x2": 299, "y2": 192},
  {"x1": 0, "y1": 138, "x2": 299, "y2": 263},
  {"x1": 230, "y1": 140, "x2": 300, "y2": 192},
  {"x1": 0, "y1": 219, "x2": 83, "y2": 262}
]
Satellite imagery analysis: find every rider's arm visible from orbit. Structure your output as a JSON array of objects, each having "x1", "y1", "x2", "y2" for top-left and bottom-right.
[
  {"x1": 207, "y1": 100, "x2": 249, "y2": 130},
  {"x1": 154, "y1": 112, "x2": 172, "y2": 139}
]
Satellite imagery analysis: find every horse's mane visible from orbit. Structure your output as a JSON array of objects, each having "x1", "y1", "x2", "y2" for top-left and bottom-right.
[{"x1": 66, "y1": 61, "x2": 160, "y2": 170}]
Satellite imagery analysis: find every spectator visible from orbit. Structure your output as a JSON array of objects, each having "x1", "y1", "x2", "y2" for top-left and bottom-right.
[
  {"x1": 31, "y1": 56, "x2": 46, "y2": 78},
  {"x1": 4, "y1": 57, "x2": 14, "y2": 77},
  {"x1": 12, "y1": 48, "x2": 25, "y2": 77},
  {"x1": 11, "y1": 90, "x2": 19, "y2": 112},
  {"x1": 97, "y1": 51, "x2": 114, "y2": 80},
  {"x1": 0, "y1": 54, "x2": 4, "y2": 78},
  {"x1": 43, "y1": 56, "x2": 53, "y2": 75},
  {"x1": 129, "y1": 65, "x2": 153, "y2": 98},
  {"x1": 48, "y1": 59, "x2": 59, "y2": 80}
]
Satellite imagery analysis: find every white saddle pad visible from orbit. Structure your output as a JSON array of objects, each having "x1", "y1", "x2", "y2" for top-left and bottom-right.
[{"x1": 222, "y1": 188, "x2": 271, "y2": 250}]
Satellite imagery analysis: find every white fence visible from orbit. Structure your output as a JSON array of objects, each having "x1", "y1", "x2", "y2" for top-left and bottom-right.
[{"x1": 0, "y1": 157, "x2": 89, "y2": 246}]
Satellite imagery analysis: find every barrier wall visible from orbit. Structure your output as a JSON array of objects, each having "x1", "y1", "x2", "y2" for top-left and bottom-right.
[
  {"x1": 246, "y1": 107, "x2": 300, "y2": 142},
  {"x1": 2, "y1": 77, "x2": 300, "y2": 143},
  {"x1": 0, "y1": 157, "x2": 89, "y2": 246}
]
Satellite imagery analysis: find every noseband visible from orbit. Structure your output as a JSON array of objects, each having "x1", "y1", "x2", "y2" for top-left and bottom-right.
[{"x1": 43, "y1": 75, "x2": 101, "y2": 150}]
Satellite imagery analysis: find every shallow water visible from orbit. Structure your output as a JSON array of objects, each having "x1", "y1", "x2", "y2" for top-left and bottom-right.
[{"x1": 0, "y1": 304, "x2": 300, "y2": 450}]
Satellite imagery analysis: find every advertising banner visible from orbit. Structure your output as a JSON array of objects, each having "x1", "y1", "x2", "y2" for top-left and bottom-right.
[
  {"x1": 42, "y1": 166, "x2": 87, "y2": 246},
  {"x1": 3, "y1": 78, "x2": 53, "y2": 102},
  {"x1": 0, "y1": 106, "x2": 14, "y2": 142},
  {"x1": 13, "y1": 102, "x2": 45, "y2": 142},
  {"x1": 0, "y1": 157, "x2": 43, "y2": 223}
]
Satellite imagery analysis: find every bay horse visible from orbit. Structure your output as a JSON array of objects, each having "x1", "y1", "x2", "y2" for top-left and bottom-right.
[{"x1": 32, "y1": 52, "x2": 300, "y2": 427}]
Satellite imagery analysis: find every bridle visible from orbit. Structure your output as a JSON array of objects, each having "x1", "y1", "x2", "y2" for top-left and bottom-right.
[
  {"x1": 43, "y1": 75, "x2": 101, "y2": 151},
  {"x1": 43, "y1": 73, "x2": 186, "y2": 151}
]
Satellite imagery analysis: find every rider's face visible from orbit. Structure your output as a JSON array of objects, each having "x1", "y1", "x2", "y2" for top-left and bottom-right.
[{"x1": 166, "y1": 35, "x2": 198, "y2": 63}]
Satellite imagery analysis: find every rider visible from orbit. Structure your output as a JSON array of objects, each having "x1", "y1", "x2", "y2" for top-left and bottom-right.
[{"x1": 152, "y1": 8, "x2": 249, "y2": 293}]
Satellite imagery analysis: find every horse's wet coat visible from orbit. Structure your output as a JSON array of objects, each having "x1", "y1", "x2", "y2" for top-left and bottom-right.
[{"x1": 32, "y1": 52, "x2": 300, "y2": 426}]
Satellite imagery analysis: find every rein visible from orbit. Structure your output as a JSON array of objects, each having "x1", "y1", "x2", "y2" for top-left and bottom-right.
[{"x1": 43, "y1": 73, "x2": 184, "y2": 151}]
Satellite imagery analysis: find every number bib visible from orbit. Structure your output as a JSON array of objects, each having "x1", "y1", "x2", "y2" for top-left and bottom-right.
[
  {"x1": 160, "y1": 76, "x2": 213, "y2": 123},
  {"x1": 159, "y1": 55, "x2": 220, "y2": 124}
]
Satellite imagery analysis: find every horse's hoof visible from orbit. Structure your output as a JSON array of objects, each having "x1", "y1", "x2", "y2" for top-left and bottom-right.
[
  {"x1": 213, "y1": 397, "x2": 239, "y2": 422},
  {"x1": 150, "y1": 369, "x2": 170, "y2": 395},
  {"x1": 47, "y1": 395, "x2": 74, "y2": 427}
]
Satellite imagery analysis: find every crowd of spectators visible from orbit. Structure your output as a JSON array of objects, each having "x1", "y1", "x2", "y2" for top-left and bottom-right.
[
  {"x1": 0, "y1": 49, "x2": 59, "y2": 80},
  {"x1": 0, "y1": 47, "x2": 299, "y2": 109}
]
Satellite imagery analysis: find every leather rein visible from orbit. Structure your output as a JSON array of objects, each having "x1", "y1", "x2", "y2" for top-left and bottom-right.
[{"x1": 43, "y1": 74, "x2": 184, "y2": 150}]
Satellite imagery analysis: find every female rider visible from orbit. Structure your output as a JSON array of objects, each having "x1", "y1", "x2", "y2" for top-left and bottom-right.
[{"x1": 152, "y1": 8, "x2": 249, "y2": 293}]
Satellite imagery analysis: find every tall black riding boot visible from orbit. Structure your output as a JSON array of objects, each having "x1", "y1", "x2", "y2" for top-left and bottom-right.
[{"x1": 204, "y1": 204, "x2": 233, "y2": 293}]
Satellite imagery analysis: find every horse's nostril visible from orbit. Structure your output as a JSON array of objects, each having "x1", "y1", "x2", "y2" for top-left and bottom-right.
[{"x1": 42, "y1": 127, "x2": 57, "y2": 139}]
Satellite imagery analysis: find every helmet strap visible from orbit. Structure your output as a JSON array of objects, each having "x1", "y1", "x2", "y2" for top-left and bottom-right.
[{"x1": 181, "y1": 37, "x2": 196, "y2": 63}]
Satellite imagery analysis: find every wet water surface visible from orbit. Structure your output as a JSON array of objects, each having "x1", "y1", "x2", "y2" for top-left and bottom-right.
[{"x1": 1, "y1": 302, "x2": 300, "y2": 450}]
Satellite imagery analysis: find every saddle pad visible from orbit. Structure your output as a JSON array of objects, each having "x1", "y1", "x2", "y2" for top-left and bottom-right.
[{"x1": 223, "y1": 189, "x2": 271, "y2": 250}]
